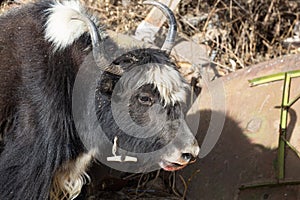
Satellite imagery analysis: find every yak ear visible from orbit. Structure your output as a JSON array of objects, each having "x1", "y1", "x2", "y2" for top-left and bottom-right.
[
  {"x1": 98, "y1": 76, "x2": 116, "y2": 98},
  {"x1": 101, "y1": 79, "x2": 114, "y2": 94}
]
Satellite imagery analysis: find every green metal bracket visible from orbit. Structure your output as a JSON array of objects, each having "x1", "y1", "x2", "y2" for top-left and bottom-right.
[
  {"x1": 249, "y1": 70, "x2": 300, "y2": 86},
  {"x1": 249, "y1": 70, "x2": 300, "y2": 181}
]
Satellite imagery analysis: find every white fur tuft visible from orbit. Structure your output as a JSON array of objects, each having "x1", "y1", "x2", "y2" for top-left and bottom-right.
[
  {"x1": 50, "y1": 150, "x2": 96, "y2": 200},
  {"x1": 44, "y1": 1, "x2": 93, "y2": 51},
  {"x1": 137, "y1": 64, "x2": 190, "y2": 106}
]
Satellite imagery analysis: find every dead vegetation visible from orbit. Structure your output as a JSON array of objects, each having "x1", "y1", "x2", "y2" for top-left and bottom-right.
[
  {"x1": 1, "y1": 0, "x2": 300, "y2": 74},
  {"x1": 177, "y1": 0, "x2": 300, "y2": 72},
  {"x1": 83, "y1": 0, "x2": 300, "y2": 74},
  {"x1": 86, "y1": 171, "x2": 185, "y2": 200}
]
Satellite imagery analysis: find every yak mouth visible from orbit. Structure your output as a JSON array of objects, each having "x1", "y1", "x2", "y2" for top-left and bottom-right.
[{"x1": 159, "y1": 159, "x2": 196, "y2": 171}]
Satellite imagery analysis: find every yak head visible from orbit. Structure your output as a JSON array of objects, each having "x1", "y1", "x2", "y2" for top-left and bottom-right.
[{"x1": 72, "y1": 1, "x2": 200, "y2": 172}]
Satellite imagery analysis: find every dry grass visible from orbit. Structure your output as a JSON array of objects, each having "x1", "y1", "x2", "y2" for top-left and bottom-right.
[
  {"x1": 86, "y1": 0, "x2": 300, "y2": 74},
  {"x1": 2, "y1": 0, "x2": 299, "y2": 74},
  {"x1": 176, "y1": 0, "x2": 300, "y2": 72},
  {"x1": 83, "y1": 0, "x2": 150, "y2": 34}
]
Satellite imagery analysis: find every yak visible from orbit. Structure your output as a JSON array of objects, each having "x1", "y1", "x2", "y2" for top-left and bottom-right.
[{"x1": 0, "y1": 0, "x2": 200, "y2": 199}]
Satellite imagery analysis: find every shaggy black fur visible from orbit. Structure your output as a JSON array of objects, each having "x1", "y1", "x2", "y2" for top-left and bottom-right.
[{"x1": 0, "y1": 1, "x2": 89, "y2": 199}]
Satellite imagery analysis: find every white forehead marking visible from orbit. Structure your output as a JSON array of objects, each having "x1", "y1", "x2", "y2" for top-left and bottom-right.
[
  {"x1": 44, "y1": 0, "x2": 96, "y2": 51},
  {"x1": 137, "y1": 64, "x2": 190, "y2": 106}
]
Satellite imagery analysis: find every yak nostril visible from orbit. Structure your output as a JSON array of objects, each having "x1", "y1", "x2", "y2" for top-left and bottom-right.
[{"x1": 181, "y1": 153, "x2": 192, "y2": 162}]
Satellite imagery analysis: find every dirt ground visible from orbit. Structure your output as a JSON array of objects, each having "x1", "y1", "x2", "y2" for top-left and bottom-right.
[{"x1": 1, "y1": 0, "x2": 300, "y2": 199}]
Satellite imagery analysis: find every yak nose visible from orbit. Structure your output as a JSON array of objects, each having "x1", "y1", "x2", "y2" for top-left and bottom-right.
[
  {"x1": 181, "y1": 153, "x2": 192, "y2": 162},
  {"x1": 181, "y1": 141, "x2": 200, "y2": 162}
]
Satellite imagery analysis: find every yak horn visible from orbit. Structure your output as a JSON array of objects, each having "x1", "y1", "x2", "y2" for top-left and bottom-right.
[
  {"x1": 143, "y1": 1, "x2": 177, "y2": 55},
  {"x1": 72, "y1": 15, "x2": 124, "y2": 76}
]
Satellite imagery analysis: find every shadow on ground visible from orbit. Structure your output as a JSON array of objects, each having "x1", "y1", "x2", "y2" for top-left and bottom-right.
[{"x1": 177, "y1": 109, "x2": 299, "y2": 200}]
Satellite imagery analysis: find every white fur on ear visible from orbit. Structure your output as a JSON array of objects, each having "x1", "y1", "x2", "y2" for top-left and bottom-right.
[
  {"x1": 137, "y1": 64, "x2": 190, "y2": 106},
  {"x1": 44, "y1": 1, "x2": 94, "y2": 51}
]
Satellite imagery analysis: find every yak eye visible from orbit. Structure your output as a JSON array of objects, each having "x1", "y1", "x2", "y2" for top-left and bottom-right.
[{"x1": 138, "y1": 93, "x2": 153, "y2": 106}]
